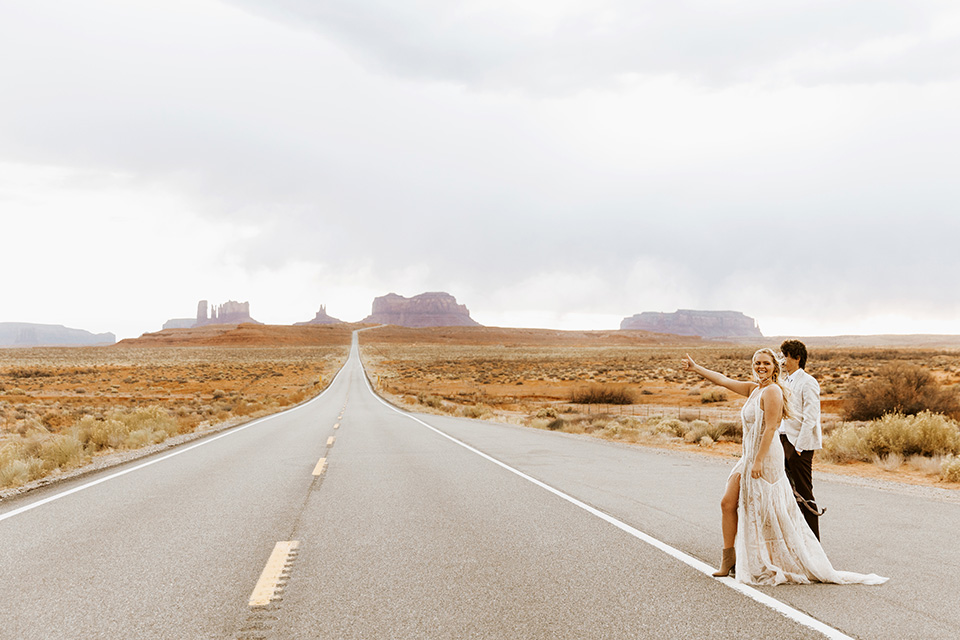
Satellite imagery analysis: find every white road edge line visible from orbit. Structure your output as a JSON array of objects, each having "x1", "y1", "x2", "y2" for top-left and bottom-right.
[
  {"x1": 0, "y1": 357, "x2": 351, "y2": 523},
  {"x1": 361, "y1": 370, "x2": 853, "y2": 640}
]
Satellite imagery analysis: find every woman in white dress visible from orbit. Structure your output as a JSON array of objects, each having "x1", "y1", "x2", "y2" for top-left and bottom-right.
[{"x1": 683, "y1": 349, "x2": 887, "y2": 586}]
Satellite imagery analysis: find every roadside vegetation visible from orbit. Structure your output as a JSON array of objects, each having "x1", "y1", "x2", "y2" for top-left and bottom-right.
[
  {"x1": 0, "y1": 345, "x2": 348, "y2": 490},
  {"x1": 570, "y1": 384, "x2": 636, "y2": 405},
  {"x1": 0, "y1": 407, "x2": 184, "y2": 487},
  {"x1": 843, "y1": 362, "x2": 959, "y2": 420},
  {"x1": 359, "y1": 339, "x2": 960, "y2": 485}
]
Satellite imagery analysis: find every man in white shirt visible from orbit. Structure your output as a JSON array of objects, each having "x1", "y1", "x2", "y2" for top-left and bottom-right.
[{"x1": 779, "y1": 339, "x2": 822, "y2": 539}]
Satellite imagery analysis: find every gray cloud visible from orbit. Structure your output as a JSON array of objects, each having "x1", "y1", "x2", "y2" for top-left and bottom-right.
[
  {"x1": 227, "y1": 0, "x2": 959, "y2": 89},
  {"x1": 2, "y1": 1, "x2": 960, "y2": 336}
]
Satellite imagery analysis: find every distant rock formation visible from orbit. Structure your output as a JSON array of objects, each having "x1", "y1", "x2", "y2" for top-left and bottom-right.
[
  {"x1": 195, "y1": 300, "x2": 260, "y2": 326},
  {"x1": 620, "y1": 309, "x2": 763, "y2": 338},
  {"x1": 162, "y1": 299, "x2": 260, "y2": 330},
  {"x1": 0, "y1": 322, "x2": 116, "y2": 347},
  {"x1": 362, "y1": 292, "x2": 481, "y2": 328},
  {"x1": 295, "y1": 304, "x2": 342, "y2": 326},
  {"x1": 162, "y1": 318, "x2": 195, "y2": 330}
]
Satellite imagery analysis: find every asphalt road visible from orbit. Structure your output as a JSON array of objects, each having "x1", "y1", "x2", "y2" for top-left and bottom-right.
[{"x1": 1, "y1": 332, "x2": 957, "y2": 639}]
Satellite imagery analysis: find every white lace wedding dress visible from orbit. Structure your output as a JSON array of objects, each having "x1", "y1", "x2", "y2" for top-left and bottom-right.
[{"x1": 730, "y1": 388, "x2": 888, "y2": 586}]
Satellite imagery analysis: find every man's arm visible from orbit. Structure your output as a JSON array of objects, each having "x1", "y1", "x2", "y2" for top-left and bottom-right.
[{"x1": 795, "y1": 375, "x2": 822, "y2": 452}]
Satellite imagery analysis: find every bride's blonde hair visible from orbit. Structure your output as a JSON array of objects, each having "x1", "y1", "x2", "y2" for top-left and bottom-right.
[{"x1": 752, "y1": 347, "x2": 791, "y2": 420}]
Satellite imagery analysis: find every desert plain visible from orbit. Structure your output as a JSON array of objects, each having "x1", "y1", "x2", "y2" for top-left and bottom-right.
[
  {"x1": 0, "y1": 324, "x2": 353, "y2": 495},
  {"x1": 3, "y1": 322, "x2": 960, "y2": 495},
  {"x1": 357, "y1": 325, "x2": 960, "y2": 488}
]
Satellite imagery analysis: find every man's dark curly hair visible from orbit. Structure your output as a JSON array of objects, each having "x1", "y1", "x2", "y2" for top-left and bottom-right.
[{"x1": 780, "y1": 339, "x2": 808, "y2": 369}]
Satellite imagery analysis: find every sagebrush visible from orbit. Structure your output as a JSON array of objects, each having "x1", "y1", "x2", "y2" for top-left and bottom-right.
[
  {"x1": 570, "y1": 384, "x2": 636, "y2": 405},
  {"x1": 822, "y1": 411, "x2": 960, "y2": 463},
  {"x1": 844, "y1": 363, "x2": 959, "y2": 420}
]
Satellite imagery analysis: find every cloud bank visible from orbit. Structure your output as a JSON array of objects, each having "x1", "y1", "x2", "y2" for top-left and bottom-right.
[{"x1": 1, "y1": 1, "x2": 959, "y2": 338}]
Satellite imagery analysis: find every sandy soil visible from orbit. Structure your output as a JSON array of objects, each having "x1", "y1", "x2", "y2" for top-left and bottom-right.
[{"x1": 358, "y1": 325, "x2": 960, "y2": 491}]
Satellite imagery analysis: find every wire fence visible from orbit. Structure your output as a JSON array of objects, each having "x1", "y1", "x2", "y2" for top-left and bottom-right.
[
  {"x1": 567, "y1": 403, "x2": 741, "y2": 423},
  {"x1": 566, "y1": 403, "x2": 844, "y2": 427}
]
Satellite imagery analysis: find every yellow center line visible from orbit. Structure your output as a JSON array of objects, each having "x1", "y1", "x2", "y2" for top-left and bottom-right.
[
  {"x1": 327, "y1": 436, "x2": 335, "y2": 446},
  {"x1": 312, "y1": 457, "x2": 327, "y2": 476},
  {"x1": 248, "y1": 541, "x2": 299, "y2": 607},
  {"x1": 333, "y1": 422, "x2": 340, "y2": 429}
]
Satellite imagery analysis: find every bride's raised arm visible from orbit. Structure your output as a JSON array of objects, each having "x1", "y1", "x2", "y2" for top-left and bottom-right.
[{"x1": 682, "y1": 354, "x2": 757, "y2": 398}]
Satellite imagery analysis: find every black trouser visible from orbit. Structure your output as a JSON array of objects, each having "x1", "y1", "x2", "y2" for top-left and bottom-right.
[{"x1": 781, "y1": 434, "x2": 820, "y2": 540}]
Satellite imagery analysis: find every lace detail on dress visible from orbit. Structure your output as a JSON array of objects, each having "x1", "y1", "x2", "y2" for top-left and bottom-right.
[{"x1": 731, "y1": 388, "x2": 887, "y2": 586}]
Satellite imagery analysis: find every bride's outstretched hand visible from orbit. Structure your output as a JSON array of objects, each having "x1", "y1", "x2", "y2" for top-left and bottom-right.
[{"x1": 682, "y1": 354, "x2": 696, "y2": 371}]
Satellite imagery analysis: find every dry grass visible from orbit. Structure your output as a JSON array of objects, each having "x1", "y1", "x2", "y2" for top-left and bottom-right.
[
  {"x1": 570, "y1": 384, "x2": 636, "y2": 405},
  {"x1": 907, "y1": 454, "x2": 948, "y2": 475},
  {"x1": 359, "y1": 342, "x2": 755, "y2": 417},
  {"x1": 942, "y1": 456, "x2": 960, "y2": 483},
  {"x1": 0, "y1": 344, "x2": 348, "y2": 488},
  {"x1": 821, "y1": 412, "x2": 960, "y2": 464},
  {"x1": 359, "y1": 337, "x2": 960, "y2": 418},
  {"x1": 701, "y1": 389, "x2": 728, "y2": 404},
  {"x1": 359, "y1": 331, "x2": 960, "y2": 486},
  {"x1": 510, "y1": 413, "x2": 741, "y2": 451},
  {"x1": 872, "y1": 452, "x2": 904, "y2": 472}
]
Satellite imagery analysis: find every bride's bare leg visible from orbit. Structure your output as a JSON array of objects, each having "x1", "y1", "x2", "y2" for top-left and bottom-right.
[
  {"x1": 721, "y1": 473, "x2": 740, "y2": 548},
  {"x1": 712, "y1": 473, "x2": 740, "y2": 577}
]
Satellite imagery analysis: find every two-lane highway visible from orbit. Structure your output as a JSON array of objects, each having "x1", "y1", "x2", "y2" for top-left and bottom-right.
[{"x1": 2, "y1": 332, "x2": 956, "y2": 639}]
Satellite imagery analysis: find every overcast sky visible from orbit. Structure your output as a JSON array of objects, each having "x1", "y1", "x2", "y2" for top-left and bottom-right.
[{"x1": 2, "y1": 0, "x2": 960, "y2": 340}]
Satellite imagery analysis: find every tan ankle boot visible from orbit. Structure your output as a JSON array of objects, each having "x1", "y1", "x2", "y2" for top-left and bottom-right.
[{"x1": 712, "y1": 547, "x2": 736, "y2": 577}]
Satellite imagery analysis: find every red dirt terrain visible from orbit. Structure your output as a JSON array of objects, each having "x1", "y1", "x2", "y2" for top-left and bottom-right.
[
  {"x1": 358, "y1": 325, "x2": 714, "y2": 346},
  {"x1": 117, "y1": 323, "x2": 365, "y2": 347}
]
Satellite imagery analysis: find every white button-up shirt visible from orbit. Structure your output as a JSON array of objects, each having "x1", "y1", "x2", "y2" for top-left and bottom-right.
[{"x1": 778, "y1": 368, "x2": 823, "y2": 452}]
